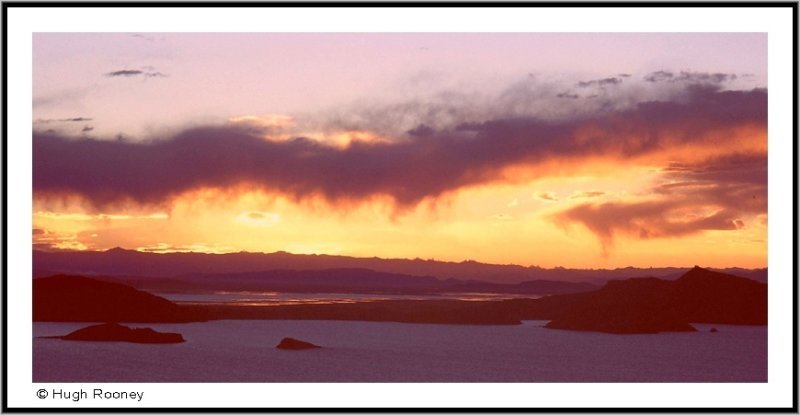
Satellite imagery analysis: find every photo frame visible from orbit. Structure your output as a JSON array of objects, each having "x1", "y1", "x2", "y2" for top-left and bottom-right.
[{"x1": 3, "y1": 2, "x2": 797, "y2": 411}]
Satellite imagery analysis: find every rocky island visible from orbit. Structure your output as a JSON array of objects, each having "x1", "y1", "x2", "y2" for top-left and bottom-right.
[
  {"x1": 47, "y1": 323, "x2": 185, "y2": 343},
  {"x1": 276, "y1": 337, "x2": 321, "y2": 350}
]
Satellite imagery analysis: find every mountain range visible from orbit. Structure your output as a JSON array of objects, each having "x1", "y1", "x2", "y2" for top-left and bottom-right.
[{"x1": 33, "y1": 248, "x2": 767, "y2": 285}]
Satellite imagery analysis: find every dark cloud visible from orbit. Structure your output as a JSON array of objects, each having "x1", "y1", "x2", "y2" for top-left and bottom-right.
[
  {"x1": 33, "y1": 228, "x2": 46, "y2": 236},
  {"x1": 33, "y1": 85, "x2": 766, "y2": 210},
  {"x1": 82, "y1": 126, "x2": 94, "y2": 133},
  {"x1": 577, "y1": 77, "x2": 623, "y2": 88},
  {"x1": 556, "y1": 92, "x2": 579, "y2": 99},
  {"x1": 555, "y1": 153, "x2": 766, "y2": 250},
  {"x1": 644, "y1": 70, "x2": 736, "y2": 84},
  {"x1": 106, "y1": 70, "x2": 144, "y2": 77},
  {"x1": 407, "y1": 124, "x2": 436, "y2": 137},
  {"x1": 34, "y1": 117, "x2": 93, "y2": 123},
  {"x1": 105, "y1": 69, "x2": 166, "y2": 78},
  {"x1": 556, "y1": 200, "x2": 746, "y2": 251}
]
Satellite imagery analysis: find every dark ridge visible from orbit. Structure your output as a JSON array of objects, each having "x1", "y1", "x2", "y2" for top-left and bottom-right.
[
  {"x1": 542, "y1": 267, "x2": 766, "y2": 334},
  {"x1": 33, "y1": 275, "x2": 208, "y2": 323},
  {"x1": 33, "y1": 248, "x2": 767, "y2": 284}
]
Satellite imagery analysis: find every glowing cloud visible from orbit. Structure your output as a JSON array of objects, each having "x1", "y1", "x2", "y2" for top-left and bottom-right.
[{"x1": 33, "y1": 84, "x2": 767, "y2": 211}]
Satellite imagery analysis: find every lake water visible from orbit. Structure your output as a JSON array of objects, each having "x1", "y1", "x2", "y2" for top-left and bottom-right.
[
  {"x1": 157, "y1": 291, "x2": 539, "y2": 306},
  {"x1": 33, "y1": 320, "x2": 766, "y2": 382}
]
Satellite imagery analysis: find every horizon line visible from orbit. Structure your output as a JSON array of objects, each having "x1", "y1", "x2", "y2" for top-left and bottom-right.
[{"x1": 32, "y1": 246, "x2": 768, "y2": 272}]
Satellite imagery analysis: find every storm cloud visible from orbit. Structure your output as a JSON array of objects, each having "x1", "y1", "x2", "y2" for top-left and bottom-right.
[
  {"x1": 33, "y1": 85, "x2": 766, "y2": 211},
  {"x1": 555, "y1": 153, "x2": 767, "y2": 249}
]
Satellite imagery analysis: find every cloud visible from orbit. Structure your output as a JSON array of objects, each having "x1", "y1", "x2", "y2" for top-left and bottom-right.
[
  {"x1": 577, "y1": 77, "x2": 623, "y2": 88},
  {"x1": 33, "y1": 84, "x2": 766, "y2": 211},
  {"x1": 570, "y1": 191, "x2": 605, "y2": 199},
  {"x1": 236, "y1": 211, "x2": 281, "y2": 226},
  {"x1": 105, "y1": 69, "x2": 144, "y2": 77},
  {"x1": 554, "y1": 153, "x2": 766, "y2": 250},
  {"x1": 34, "y1": 117, "x2": 93, "y2": 123},
  {"x1": 644, "y1": 70, "x2": 736, "y2": 84},
  {"x1": 105, "y1": 69, "x2": 167, "y2": 78},
  {"x1": 32, "y1": 228, "x2": 88, "y2": 251},
  {"x1": 535, "y1": 192, "x2": 559, "y2": 202},
  {"x1": 556, "y1": 92, "x2": 579, "y2": 99}
]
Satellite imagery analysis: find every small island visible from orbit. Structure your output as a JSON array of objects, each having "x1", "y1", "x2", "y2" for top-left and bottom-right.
[
  {"x1": 46, "y1": 323, "x2": 185, "y2": 344},
  {"x1": 276, "y1": 337, "x2": 321, "y2": 350}
]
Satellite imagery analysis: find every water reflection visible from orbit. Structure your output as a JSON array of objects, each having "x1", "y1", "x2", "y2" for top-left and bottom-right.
[{"x1": 158, "y1": 291, "x2": 541, "y2": 306}]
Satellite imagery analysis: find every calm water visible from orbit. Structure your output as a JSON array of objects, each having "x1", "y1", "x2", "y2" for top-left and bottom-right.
[
  {"x1": 157, "y1": 291, "x2": 539, "y2": 306},
  {"x1": 33, "y1": 320, "x2": 766, "y2": 382}
]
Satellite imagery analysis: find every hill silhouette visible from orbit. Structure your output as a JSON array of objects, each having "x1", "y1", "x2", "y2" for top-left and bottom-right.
[
  {"x1": 33, "y1": 268, "x2": 766, "y2": 331},
  {"x1": 33, "y1": 275, "x2": 207, "y2": 322},
  {"x1": 543, "y1": 267, "x2": 767, "y2": 333}
]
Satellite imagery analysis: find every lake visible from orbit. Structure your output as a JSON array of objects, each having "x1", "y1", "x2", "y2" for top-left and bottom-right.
[
  {"x1": 156, "y1": 291, "x2": 540, "y2": 306},
  {"x1": 33, "y1": 320, "x2": 766, "y2": 382}
]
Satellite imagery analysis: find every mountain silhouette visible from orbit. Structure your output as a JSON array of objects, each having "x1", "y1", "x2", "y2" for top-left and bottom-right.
[{"x1": 33, "y1": 248, "x2": 767, "y2": 284}]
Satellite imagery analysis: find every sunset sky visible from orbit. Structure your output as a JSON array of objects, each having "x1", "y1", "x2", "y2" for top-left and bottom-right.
[{"x1": 31, "y1": 33, "x2": 768, "y2": 268}]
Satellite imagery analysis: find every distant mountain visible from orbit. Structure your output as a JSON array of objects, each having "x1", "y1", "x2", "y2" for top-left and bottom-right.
[
  {"x1": 542, "y1": 267, "x2": 767, "y2": 334},
  {"x1": 33, "y1": 275, "x2": 207, "y2": 323},
  {"x1": 32, "y1": 248, "x2": 767, "y2": 284}
]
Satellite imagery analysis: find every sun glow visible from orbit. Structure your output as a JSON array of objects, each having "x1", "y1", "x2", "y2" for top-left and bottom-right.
[{"x1": 32, "y1": 159, "x2": 767, "y2": 268}]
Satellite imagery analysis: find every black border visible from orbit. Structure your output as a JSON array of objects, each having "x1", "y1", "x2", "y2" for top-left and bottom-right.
[{"x1": 2, "y1": 2, "x2": 797, "y2": 412}]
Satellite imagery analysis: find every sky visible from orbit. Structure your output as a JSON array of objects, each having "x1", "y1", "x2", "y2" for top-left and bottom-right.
[{"x1": 31, "y1": 33, "x2": 768, "y2": 269}]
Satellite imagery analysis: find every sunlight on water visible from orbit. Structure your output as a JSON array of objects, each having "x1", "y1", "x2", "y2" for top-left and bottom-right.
[{"x1": 156, "y1": 292, "x2": 539, "y2": 306}]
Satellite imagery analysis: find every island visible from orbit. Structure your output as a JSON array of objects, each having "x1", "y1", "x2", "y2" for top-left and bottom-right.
[
  {"x1": 276, "y1": 337, "x2": 321, "y2": 350},
  {"x1": 46, "y1": 323, "x2": 185, "y2": 344}
]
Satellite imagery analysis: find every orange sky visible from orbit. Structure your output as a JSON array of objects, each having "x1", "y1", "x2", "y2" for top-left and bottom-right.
[
  {"x1": 32, "y1": 34, "x2": 768, "y2": 269},
  {"x1": 32, "y1": 125, "x2": 767, "y2": 269}
]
